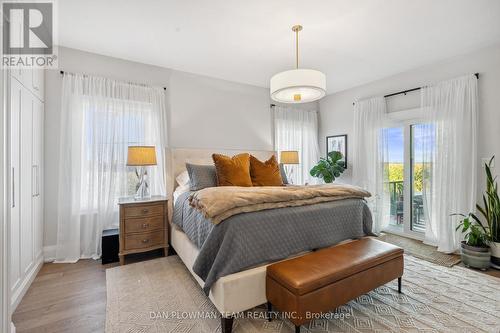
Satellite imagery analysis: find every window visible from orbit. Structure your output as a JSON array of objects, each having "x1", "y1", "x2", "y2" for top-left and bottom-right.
[
  {"x1": 74, "y1": 97, "x2": 167, "y2": 239},
  {"x1": 384, "y1": 127, "x2": 404, "y2": 228},
  {"x1": 410, "y1": 123, "x2": 434, "y2": 233},
  {"x1": 383, "y1": 111, "x2": 435, "y2": 238},
  {"x1": 57, "y1": 73, "x2": 167, "y2": 261},
  {"x1": 80, "y1": 98, "x2": 159, "y2": 217},
  {"x1": 273, "y1": 106, "x2": 320, "y2": 185}
]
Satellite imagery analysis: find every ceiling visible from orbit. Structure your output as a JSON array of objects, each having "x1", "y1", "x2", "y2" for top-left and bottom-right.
[{"x1": 59, "y1": 0, "x2": 500, "y2": 94}]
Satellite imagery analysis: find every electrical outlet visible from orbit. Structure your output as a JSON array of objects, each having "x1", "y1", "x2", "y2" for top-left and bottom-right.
[{"x1": 482, "y1": 158, "x2": 494, "y2": 168}]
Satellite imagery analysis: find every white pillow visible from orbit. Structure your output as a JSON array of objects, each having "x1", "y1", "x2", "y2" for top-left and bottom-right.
[
  {"x1": 176, "y1": 170, "x2": 190, "y2": 186},
  {"x1": 173, "y1": 184, "x2": 190, "y2": 204}
]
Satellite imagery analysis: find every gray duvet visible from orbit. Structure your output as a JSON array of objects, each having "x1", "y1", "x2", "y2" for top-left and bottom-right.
[{"x1": 172, "y1": 191, "x2": 374, "y2": 294}]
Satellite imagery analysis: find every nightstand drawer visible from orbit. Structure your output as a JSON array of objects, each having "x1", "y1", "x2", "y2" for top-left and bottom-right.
[
  {"x1": 124, "y1": 231, "x2": 164, "y2": 251},
  {"x1": 124, "y1": 216, "x2": 164, "y2": 233},
  {"x1": 124, "y1": 203, "x2": 164, "y2": 218}
]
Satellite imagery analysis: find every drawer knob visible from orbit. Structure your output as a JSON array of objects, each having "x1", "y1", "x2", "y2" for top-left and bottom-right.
[
  {"x1": 142, "y1": 239, "x2": 150, "y2": 244},
  {"x1": 142, "y1": 209, "x2": 149, "y2": 213},
  {"x1": 142, "y1": 223, "x2": 149, "y2": 229}
]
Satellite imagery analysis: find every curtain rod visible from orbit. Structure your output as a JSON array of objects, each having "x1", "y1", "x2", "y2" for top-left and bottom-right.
[
  {"x1": 352, "y1": 73, "x2": 479, "y2": 106},
  {"x1": 59, "y1": 70, "x2": 167, "y2": 91}
]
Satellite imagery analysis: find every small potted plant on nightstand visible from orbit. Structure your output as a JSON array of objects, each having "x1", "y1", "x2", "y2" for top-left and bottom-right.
[{"x1": 455, "y1": 213, "x2": 491, "y2": 270}]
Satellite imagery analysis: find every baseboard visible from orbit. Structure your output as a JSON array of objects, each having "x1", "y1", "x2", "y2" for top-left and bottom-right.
[
  {"x1": 43, "y1": 245, "x2": 56, "y2": 263},
  {"x1": 10, "y1": 255, "x2": 43, "y2": 311}
]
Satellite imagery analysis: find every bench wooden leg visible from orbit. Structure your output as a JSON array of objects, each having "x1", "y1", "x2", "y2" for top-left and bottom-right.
[
  {"x1": 295, "y1": 325, "x2": 301, "y2": 333},
  {"x1": 398, "y1": 277, "x2": 402, "y2": 293},
  {"x1": 267, "y1": 301, "x2": 272, "y2": 321},
  {"x1": 221, "y1": 316, "x2": 234, "y2": 333}
]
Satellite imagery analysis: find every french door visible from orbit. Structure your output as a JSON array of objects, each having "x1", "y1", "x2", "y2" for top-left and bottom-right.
[{"x1": 384, "y1": 122, "x2": 434, "y2": 239}]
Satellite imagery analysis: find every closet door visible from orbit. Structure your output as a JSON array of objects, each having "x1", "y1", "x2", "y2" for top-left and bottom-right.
[
  {"x1": 8, "y1": 71, "x2": 45, "y2": 309},
  {"x1": 20, "y1": 90, "x2": 34, "y2": 275},
  {"x1": 9, "y1": 78, "x2": 22, "y2": 292},
  {"x1": 32, "y1": 98, "x2": 44, "y2": 259}
]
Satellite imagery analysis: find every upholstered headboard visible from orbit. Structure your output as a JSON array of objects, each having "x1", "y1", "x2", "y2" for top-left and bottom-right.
[
  {"x1": 165, "y1": 148, "x2": 275, "y2": 224},
  {"x1": 167, "y1": 148, "x2": 276, "y2": 196}
]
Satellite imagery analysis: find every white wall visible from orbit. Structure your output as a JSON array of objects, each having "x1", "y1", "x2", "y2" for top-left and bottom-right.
[
  {"x1": 319, "y1": 43, "x2": 500, "y2": 200},
  {"x1": 44, "y1": 47, "x2": 272, "y2": 248},
  {"x1": 170, "y1": 70, "x2": 272, "y2": 150}
]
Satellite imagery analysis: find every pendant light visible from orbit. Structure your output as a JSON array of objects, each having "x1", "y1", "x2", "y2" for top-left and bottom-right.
[{"x1": 270, "y1": 25, "x2": 326, "y2": 103}]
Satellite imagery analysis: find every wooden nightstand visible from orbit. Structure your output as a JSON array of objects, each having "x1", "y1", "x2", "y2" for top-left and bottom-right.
[{"x1": 118, "y1": 196, "x2": 168, "y2": 265}]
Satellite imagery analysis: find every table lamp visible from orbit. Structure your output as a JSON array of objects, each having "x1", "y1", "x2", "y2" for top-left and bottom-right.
[
  {"x1": 127, "y1": 146, "x2": 157, "y2": 200},
  {"x1": 280, "y1": 150, "x2": 299, "y2": 184}
]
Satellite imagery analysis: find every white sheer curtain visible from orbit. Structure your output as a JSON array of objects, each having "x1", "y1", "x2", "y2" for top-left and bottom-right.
[
  {"x1": 352, "y1": 97, "x2": 389, "y2": 233},
  {"x1": 273, "y1": 106, "x2": 320, "y2": 185},
  {"x1": 56, "y1": 73, "x2": 168, "y2": 262},
  {"x1": 421, "y1": 74, "x2": 478, "y2": 253}
]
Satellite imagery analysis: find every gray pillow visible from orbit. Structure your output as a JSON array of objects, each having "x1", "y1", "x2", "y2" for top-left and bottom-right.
[
  {"x1": 279, "y1": 163, "x2": 289, "y2": 185},
  {"x1": 186, "y1": 163, "x2": 217, "y2": 191}
]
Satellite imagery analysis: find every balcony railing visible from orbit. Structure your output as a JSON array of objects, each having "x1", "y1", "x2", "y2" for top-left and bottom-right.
[{"x1": 387, "y1": 180, "x2": 425, "y2": 232}]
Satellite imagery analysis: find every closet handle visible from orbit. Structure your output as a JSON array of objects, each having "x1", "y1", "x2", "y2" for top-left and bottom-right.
[
  {"x1": 12, "y1": 168, "x2": 15, "y2": 208},
  {"x1": 32, "y1": 165, "x2": 36, "y2": 197},
  {"x1": 32, "y1": 165, "x2": 40, "y2": 197},
  {"x1": 36, "y1": 165, "x2": 40, "y2": 196}
]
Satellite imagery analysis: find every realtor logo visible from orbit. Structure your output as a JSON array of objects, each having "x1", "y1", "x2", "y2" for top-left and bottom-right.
[{"x1": 2, "y1": 1, "x2": 58, "y2": 68}]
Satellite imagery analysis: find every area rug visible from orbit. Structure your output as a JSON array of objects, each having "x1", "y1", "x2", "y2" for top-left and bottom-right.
[
  {"x1": 105, "y1": 255, "x2": 500, "y2": 333},
  {"x1": 378, "y1": 233, "x2": 462, "y2": 267}
]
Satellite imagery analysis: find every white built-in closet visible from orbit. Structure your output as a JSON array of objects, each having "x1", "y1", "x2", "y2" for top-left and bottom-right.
[{"x1": 8, "y1": 68, "x2": 44, "y2": 310}]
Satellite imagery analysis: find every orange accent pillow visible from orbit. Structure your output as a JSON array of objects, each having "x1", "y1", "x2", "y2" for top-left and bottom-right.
[
  {"x1": 249, "y1": 155, "x2": 284, "y2": 186},
  {"x1": 212, "y1": 153, "x2": 253, "y2": 187}
]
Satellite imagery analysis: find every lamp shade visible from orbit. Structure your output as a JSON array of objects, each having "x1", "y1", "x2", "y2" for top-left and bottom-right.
[
  {"x1": 270, "y1": 69, "x2": 326, "y2": 103},
  {"x1": 280, "y1": 151, "x2": 299, "y2": 164},
  {"x1": 127, "y1": 146, "x2": 157, "y2": 166}
]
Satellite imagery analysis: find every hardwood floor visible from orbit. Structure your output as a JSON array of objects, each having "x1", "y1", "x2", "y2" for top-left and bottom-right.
[
  {"x1": 11, "y1": 243, "x2": 499, "y2": 332},
  {"x1": 12, "y1": 250, "x2": 163, "y2": 333},
  {"x1": 12, "y1": 259, "x2": 115, "y2": 333}
]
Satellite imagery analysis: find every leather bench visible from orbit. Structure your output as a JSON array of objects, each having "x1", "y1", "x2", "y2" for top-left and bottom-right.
[{"x1": 266, "y1": 238, "x2": 404, "y2": 332}]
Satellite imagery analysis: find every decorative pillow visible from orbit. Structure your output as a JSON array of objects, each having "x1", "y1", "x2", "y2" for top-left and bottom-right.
[
  {"x1": 176, "y1": 170, "x2": 190, "y2": 186},
  {"x1": 250, "y1": 155, "x2": 283, "y2": 186},
  {"x1": 185, "y1": 163, "x2": 217, "y2": 191},
  {"x1": 279, "y1": 163, "x2": 289, "y2": 185},
  {"x1": 212, "y1": 153, "x2": 253, "y2": 187}
]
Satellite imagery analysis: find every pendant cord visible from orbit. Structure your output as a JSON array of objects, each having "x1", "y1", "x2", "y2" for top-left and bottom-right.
[
  {"x1": 292, "y1": 25, "x2": 302, "y2": 69},
  {"x1": 295, "y1": 28, "x2": 299, "y2": 69}
]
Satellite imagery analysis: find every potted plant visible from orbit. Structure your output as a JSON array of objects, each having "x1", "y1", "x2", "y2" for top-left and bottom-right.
[
  {"x1": 309, "y1": 151, "x2": 346, "y2": 183},
  {"x1": 455, "y1": 213, "x2": 491, "y2": 270},
  {"x1": 476, "y1": 157, "x2": 500, "y2": 269}
]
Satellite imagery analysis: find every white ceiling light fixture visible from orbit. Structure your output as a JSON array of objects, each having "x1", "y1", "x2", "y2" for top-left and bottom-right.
[{"x1": 270, "y1": 25, "x2": 326, "y2": 104}]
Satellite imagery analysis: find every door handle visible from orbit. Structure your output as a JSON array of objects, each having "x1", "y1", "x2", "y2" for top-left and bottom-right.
[
  {"x1": 36, "y1": 165, "x2": 40, "y2": 196},
  {"x1": 12, "y1": 168, "x2": 15, "y2": 208},
  {"x1": 32, "y1": 165, "x2": 37, "y2": 197}
]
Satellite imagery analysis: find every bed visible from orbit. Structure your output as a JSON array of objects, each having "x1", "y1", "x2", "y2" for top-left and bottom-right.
[{"x1": 167, "y1": 148, "x2": 373, "y2": 320}]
